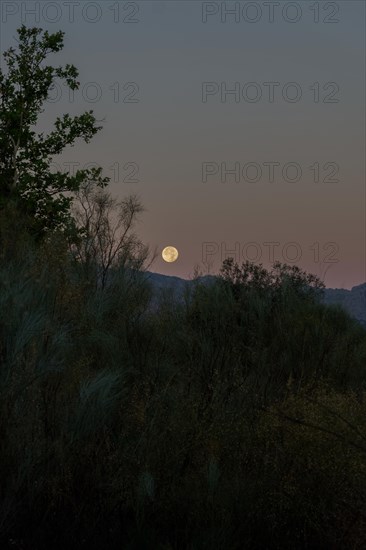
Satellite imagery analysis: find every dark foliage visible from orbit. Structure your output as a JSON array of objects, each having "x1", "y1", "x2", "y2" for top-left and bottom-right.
[{"x1": 1, "y1": 26, "x2": 366, "y2": 550}]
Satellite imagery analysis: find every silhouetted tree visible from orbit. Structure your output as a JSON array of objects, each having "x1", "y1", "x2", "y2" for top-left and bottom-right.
[{"x1": 0, "y1": 25, "x2": 109, "y2": 241}]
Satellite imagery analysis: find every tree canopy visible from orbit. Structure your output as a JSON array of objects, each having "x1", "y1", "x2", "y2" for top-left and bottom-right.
[{"x1": 0, "y1": 24, "x2": 109, "y2": 241}]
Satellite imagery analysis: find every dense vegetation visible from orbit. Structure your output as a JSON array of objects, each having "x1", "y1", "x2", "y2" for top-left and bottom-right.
[{"x1": 1, "y1": 26, "x2": 366, "y2": 550}]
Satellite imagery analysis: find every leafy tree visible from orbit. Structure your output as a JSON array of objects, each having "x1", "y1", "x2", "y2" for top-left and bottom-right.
[{"x1": 0, "y1": 25, "x2": 109, "y2": 241}]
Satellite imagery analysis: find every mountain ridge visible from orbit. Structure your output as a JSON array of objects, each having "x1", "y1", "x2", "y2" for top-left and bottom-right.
[{"x1": 144, "y1": 271, "x2": 366, "y2": 327}]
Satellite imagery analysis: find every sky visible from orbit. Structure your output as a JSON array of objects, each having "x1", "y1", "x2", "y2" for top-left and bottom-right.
[{"x1": 1, "y1": 0, "x2": 365, "y2": 288}]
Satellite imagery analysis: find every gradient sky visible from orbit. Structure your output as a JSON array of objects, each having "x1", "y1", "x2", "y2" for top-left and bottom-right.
[{"x1": 1, "y1": 0, "x2": 365, "y2": 288}]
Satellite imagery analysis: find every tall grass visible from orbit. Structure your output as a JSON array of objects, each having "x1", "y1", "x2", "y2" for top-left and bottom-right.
[{"x1": 1, "y1": 231, "x2": 366, "y2": 549}]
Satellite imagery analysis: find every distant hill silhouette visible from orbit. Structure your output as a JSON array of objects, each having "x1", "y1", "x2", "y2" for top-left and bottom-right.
[
  {"x1": 319, "y1": 282, "x2": 366, "y2": 328},
  {"x1": 144, "y1": 272, "x2": 366, "y2": 328}
]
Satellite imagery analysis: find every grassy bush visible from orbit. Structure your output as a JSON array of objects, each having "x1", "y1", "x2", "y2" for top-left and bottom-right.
[{"x1": 1, "y1": 231, "x2": 366, "y2": 549}]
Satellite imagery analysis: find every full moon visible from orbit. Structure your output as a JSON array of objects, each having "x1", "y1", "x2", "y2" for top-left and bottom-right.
[{"x1": 162, "y1": 246, "x2": 179, "y2": 263}]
